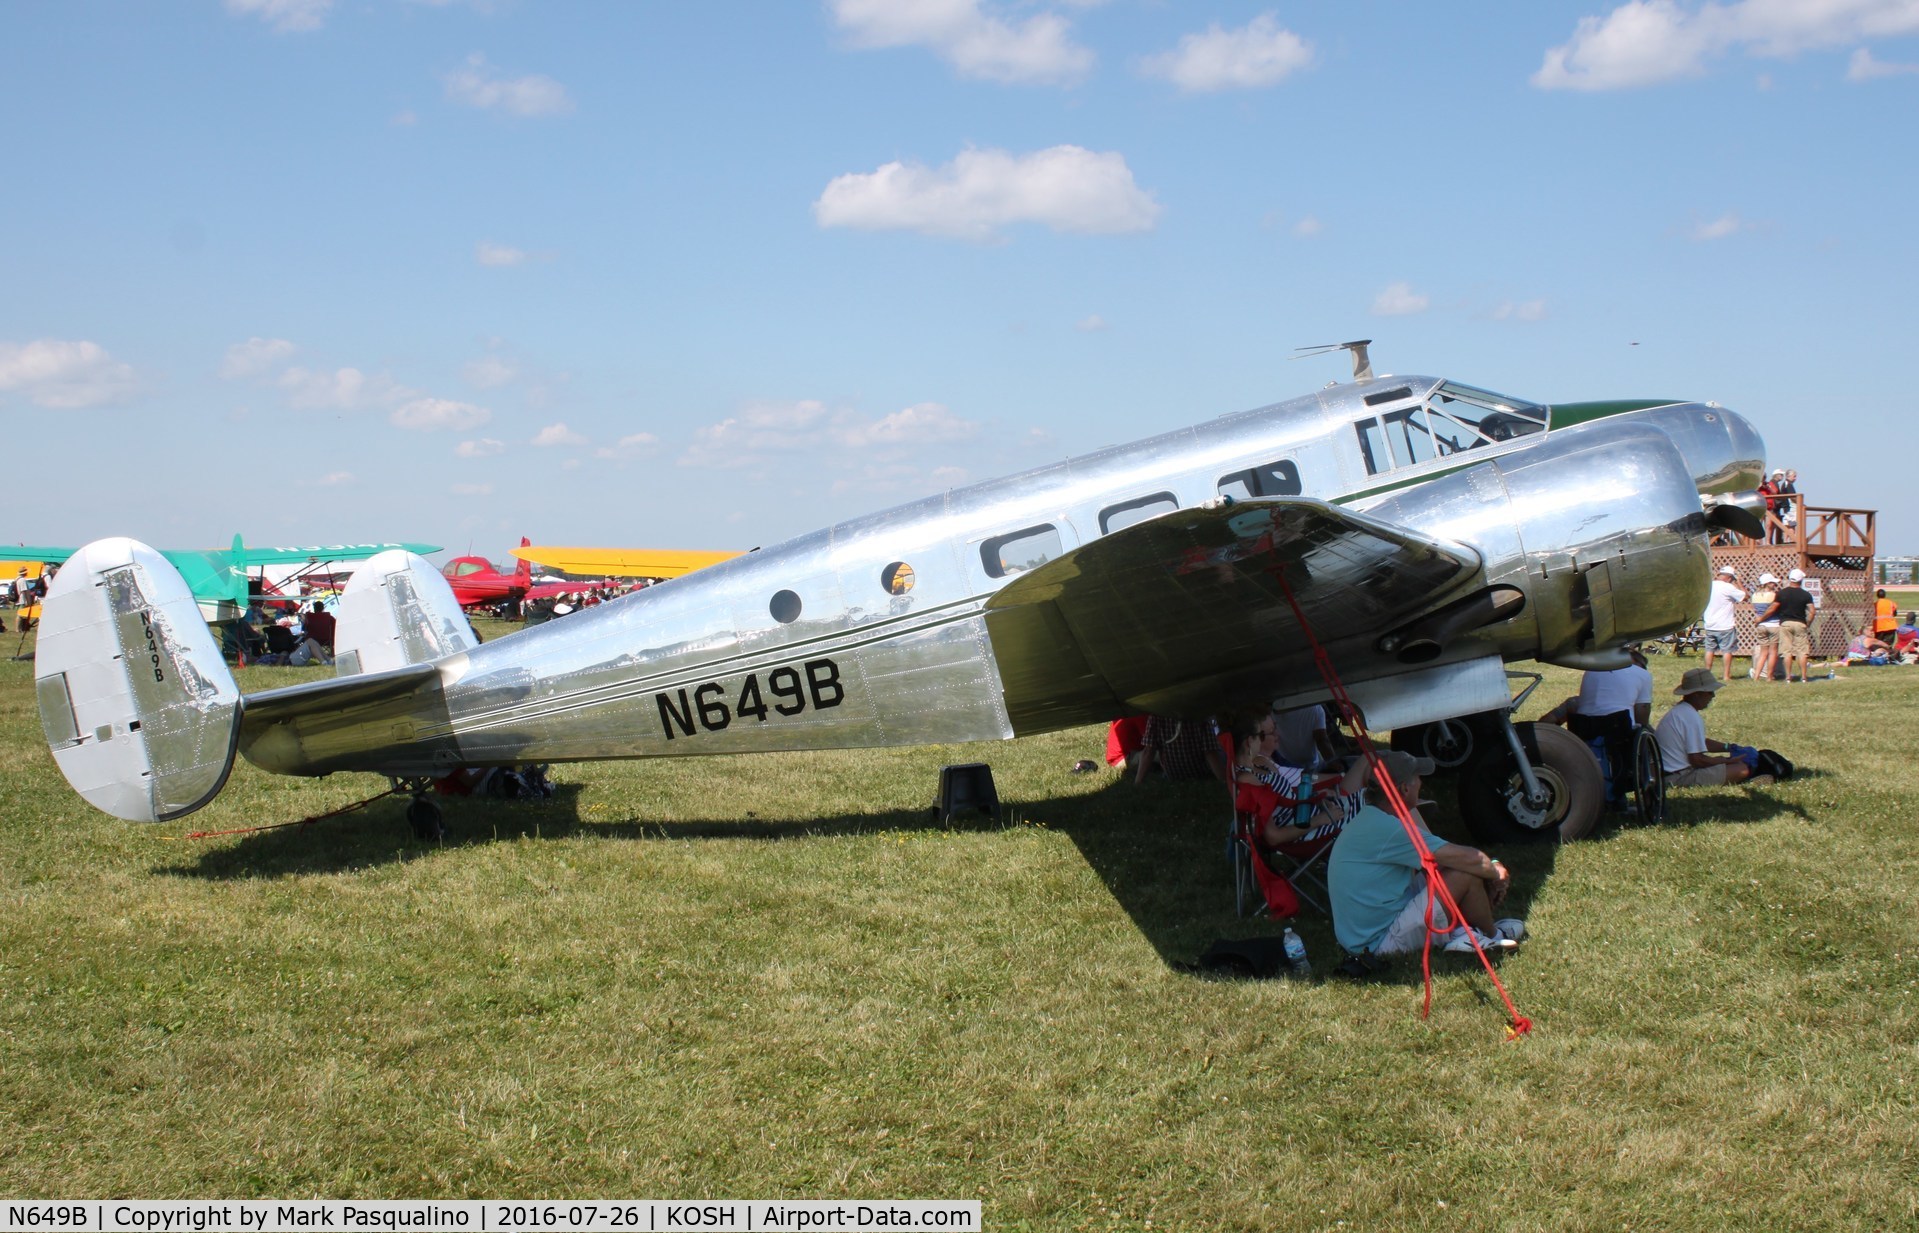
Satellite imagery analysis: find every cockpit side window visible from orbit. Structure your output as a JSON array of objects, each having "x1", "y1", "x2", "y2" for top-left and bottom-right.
[
  {"x1": 1217, "y1": 460, "x2": 1303, "y2": 500},
  {"x1": 982, "y1": 524, "x2": 1063, "y2": 578},
  {"x1": 1099, "y1": 492, "x2": 1178, "y2": 534}
]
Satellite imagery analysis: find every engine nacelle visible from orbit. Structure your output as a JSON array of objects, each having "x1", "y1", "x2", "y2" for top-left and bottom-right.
[{"x1": 1363, "y1": 418, "x2": 1719, "y2": 670}]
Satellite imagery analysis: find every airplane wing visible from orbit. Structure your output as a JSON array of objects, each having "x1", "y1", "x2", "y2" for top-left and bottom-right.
[
  {"x1": 234, "y1": 542, "x2": 443, "y2": 567},
  {"x1": 511, "y1": 545, "x2": 741, "y2": 578},
  {"x1": 3, "y1": 547, "x2": 77, "y2": 566},
  {"x1": 981, "y1": 498, "x2": 1484, "y2": 730}
]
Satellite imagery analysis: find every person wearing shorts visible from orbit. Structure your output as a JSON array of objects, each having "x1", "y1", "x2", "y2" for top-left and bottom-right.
[
  {"x1": 1327, "y1": 750, "x2": 1523, "y2": 957},
  {"x1": 1702, "y1": 564, "x2": 1747, "y2": 683},
  {"x1": 1656, "y1": 667, "x2": 1769, "y2": 788},
  {"x1": 1749, "y1": 573, "x2": 1781, "y2": 681},
  {"x1": 1760, "y1": 569, "x2": 1817, "y2": 683}
]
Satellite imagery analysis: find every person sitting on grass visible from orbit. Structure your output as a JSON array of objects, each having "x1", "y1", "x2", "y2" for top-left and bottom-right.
[
  {"x1": 1326, "y1": 750, "x2": 1525, "y2": 959},
  {"x1": 1655, "y1": 667, "x2": 1773, "y2": 788}
]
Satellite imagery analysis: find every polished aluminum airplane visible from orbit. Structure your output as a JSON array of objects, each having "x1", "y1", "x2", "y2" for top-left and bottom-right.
[{"x1": 36, "y1": 353, "x2": 1766, "y2": 838}]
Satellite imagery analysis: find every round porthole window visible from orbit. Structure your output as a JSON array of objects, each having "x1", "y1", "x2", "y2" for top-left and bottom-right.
[
  {"x1": 881, "y1": 562, "x2": 916, "y2": 595},
  {"x1": 769, "y1": 589, "x2": 802, "y2": 623}
]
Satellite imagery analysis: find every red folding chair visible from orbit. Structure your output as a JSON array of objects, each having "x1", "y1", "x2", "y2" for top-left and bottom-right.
[{"x1": 1229, "y1": 777, "x2": 1343, "y2": 918}]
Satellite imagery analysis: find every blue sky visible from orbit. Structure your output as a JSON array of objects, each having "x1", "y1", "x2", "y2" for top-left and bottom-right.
[{"x1": 5, "y1": 1, "x2": 1917, "y2": 562}]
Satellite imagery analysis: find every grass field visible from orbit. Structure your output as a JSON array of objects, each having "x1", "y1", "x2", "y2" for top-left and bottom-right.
[{"x1": 1, "y1": 621, "x2": 1915, "y2": 1230}]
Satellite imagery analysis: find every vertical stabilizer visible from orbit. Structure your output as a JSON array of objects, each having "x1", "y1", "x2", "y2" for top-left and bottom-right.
[
  {"x1": 35, "y1": 538, "x2": 241, "y2": 821},
  {"x1": 513, "y1": 535, "x2": 533, "y2": 589},
  {"x1": 334, "y1": 549, "x2": 477, "y2": 676}
]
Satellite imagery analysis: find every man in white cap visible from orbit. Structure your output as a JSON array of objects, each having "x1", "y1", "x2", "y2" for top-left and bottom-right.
[
  {"x1": 1703, "y1": 563, "x2": 1748, "y2": 683},
  {"x1": 1656, "y1": 667, "x2": 1771, "y2": 787},
  {"x1": 1327, "y1": 749, "x2": 1525, "y2": 958},
  {"x1": 1759, "y1": 569, "x2": 1817, "y2": 682}
]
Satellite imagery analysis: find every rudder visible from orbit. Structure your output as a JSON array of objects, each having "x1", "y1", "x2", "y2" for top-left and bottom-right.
[
  {"x1": 35, "y1": 538, "x2": 241, "y2": 821},
  {"x1": 334, "y1": 549, "x2": 477, "y2": 676}
]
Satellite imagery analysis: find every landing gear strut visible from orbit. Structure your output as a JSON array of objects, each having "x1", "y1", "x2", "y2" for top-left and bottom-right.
[
  {"x1": 391, "y1": 776, "x2": 445, "y2": 841},
  {"x1": 1457, "y1": 718, "x2": 1603, "y2": 845}
]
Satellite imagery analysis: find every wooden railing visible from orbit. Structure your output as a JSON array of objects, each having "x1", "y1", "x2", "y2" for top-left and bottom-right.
[{"x1": 1717, "y1": 496, "x2": 1875, "y2": 558}]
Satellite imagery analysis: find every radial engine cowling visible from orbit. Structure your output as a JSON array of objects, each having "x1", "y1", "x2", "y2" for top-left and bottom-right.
[{"x1": 1362, "y1": 419, "x2": 1718, "y2": 671}]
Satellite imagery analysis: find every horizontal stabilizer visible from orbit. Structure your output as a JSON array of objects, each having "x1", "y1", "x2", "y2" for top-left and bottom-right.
[
  {"x1": 334, "y1": 550, "x2": 476, "y2": 676},
  {"x1": 35, "y1": 538, "x2": 241, "y2": 822}
]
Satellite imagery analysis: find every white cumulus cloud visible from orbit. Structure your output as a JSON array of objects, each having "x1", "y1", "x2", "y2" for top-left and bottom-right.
[
  {"x1": 455, "y1": 437, "x2": 506, "y2": 458},
  {"x1": 220, "y1": 336, "x2": 297, "y2": 380},
  {"x1": 830, "y1": 0, "x2": 1094, "y2": 85},
  {"x1": 1848, "y1": 46, "x2": 1919, "y2": 78},
  {"x1": 532, "y1": 422, "x2": 588, "y2": 447},
  {"x1": 596, "y1": 432, "x2": 661, "y2": 460},
  {"x1": 1691, "y1": 210, "x2": 1748, "y2": 240},
  {"x1": 1141, "y1": 14, "x2": 1313, "y2": 92},
  {"x1": 1371, "y1": 282, "x2": 1430, "y2": 316},
  {"x1": 278, "y1": 366, "x2": 405, "y2": 411},
  {"x1": 836, "y1": 402, "x2": 978, "y2": 448},
  {"x1": 444, "y1": 53, "x2": 575, "y2": 116},
  {"x1": 1493, "y1": 299, "x2": 1550, "y2": 321},
  {"x1": 815, "y1": 145, "x2": 1160, "y2": 242},
  {"x1": 1535, "y1": 0, "x2": 1919, "y2": 90},
  {"x1": 463, "y1": 354, "x2": 518, "y2": 389},
  {"x1": 392, "y1": 398, "x2": 491, "y2": 431},
  {"x1": 225, "y1": 0, "x2": 331, "y2": 34},
  {"x1": 475, "y1": 242, "x2": 528, "y2": 267},
  {"x1": 0, "y1": 339, "x2": 137, "y2": 409}
]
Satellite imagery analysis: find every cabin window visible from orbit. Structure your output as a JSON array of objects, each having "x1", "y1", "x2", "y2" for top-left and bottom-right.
[
  {"x1": 1216, "y1": 460, "x2": 1303, "y2": 501},
  {"x1": 982, "y1": 525, "x2": 1062, "y2": 578},
  {"x1": 450, "y1": 561, "x2": 486, "y2": 576},
  {"x1": 1099, "y1": 492, "x2": 1178, "y2": 534},
  {"x1": 769, "y1": 589, "x2": 802, "y2": 623},
  {"x1": 881, "y1": 562, "x2": 916, "y2": 595}
]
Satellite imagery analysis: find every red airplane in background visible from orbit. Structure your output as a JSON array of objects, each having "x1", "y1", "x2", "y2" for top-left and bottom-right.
[{"x1": 442, "y1": 536, "x2": 534, "y2": 609}]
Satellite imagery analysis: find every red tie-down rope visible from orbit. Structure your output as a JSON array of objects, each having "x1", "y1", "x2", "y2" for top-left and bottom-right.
[{"x1": 1270, "y1": 563, "x2": 1532, "y2": 1041}]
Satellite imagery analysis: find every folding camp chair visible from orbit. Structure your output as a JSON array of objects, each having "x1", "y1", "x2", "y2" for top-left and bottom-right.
[{"x1": 1229, "y1": 776, "x2": 1343, "y2": 919}]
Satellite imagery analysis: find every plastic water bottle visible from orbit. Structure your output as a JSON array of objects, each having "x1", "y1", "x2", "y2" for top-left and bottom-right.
[{"x1": 1282, "y1": 927, "x2": 1311, "y2": 977}]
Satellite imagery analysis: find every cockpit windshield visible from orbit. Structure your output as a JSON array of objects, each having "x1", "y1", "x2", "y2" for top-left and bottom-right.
[
  {"x1": 1352, "y1": 382, "x2": 1550, "y2": 476},
  {"x1": 1428, "y1": 382, "x2": 1547, "y2": 442}
]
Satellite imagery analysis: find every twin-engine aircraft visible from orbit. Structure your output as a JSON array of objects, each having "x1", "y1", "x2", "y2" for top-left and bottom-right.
[{"x1": 35, "y1": 360, "x2": 1766, "y2": 842}]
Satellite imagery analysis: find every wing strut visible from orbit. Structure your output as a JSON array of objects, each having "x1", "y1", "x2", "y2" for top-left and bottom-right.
[{"x1": 1269, "y1": 561, "x2": 1533, "y2": 1042}]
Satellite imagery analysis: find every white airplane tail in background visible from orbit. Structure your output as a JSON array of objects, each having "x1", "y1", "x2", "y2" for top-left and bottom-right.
[
  {"x1": 334, "y1": 549, "x2": 475, "y2": 677},
  {"x1": 34, "y1": 538, "x2": 241, "y2": 822}
]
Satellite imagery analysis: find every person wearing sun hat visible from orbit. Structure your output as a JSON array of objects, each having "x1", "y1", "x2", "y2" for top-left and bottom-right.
[
  {"x1": 1703, "y1": 563, "x2": 1748, "y2": 683},
  {"x1": 1759, "y1": 568, "x2": 1818, "y2": 682},
  {"x1": 1655, "y1": 667, "x2": 1771, "y2": 787}
]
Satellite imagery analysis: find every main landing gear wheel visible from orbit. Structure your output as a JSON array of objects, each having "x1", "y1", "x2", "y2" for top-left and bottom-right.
[
  {"x1": 406, "y1": 795, "x2": 444, "y2": 842},
  {"x1": 1393, "y1": 716, "x2": 1482, "y2": 772},
  {"x1": 1458, "y1": 721, "x2": 1603, "y2": 845},
  {"x1": 1632, "y1": 726, "x2": 1666, "y2": 826}
]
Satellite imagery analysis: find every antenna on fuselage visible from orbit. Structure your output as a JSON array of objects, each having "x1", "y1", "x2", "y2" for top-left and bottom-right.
[{"x1": 1294, "y1": 339, "x2": 1374, "y2": 382}]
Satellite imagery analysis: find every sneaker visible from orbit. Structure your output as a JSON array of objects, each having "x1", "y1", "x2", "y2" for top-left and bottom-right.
[
  {"x1": 1492, "y1": 918, "x2": 1527, "y2": 943},
  {"x1": 1443, "y1": 928, "x2": 1517, "y2": 954},
  {"x1": 1747, "y1": 773, "x2": 1775, "y2": 787}
]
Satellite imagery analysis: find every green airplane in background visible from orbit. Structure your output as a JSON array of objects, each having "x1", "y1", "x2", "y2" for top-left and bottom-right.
[{"x1": 7, "y1": 535, "x2": 441, "y2": 622}]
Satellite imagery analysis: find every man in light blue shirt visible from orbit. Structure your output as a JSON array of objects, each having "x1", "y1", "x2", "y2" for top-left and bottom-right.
[{"x1": 1328, "y1": 750, "x2": 1525, "y2": 957}]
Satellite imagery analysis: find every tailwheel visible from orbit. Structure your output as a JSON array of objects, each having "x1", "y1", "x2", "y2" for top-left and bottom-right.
[
  {"x1": 1632, "y1": 726, "x2": 1666, "y2": 826},
  {"x1": 406, "y1": 795, "x2": 444, "y2": 842},
  {"x1": 1458, "y1": 721, "x2": 1603, "y2": 844}
]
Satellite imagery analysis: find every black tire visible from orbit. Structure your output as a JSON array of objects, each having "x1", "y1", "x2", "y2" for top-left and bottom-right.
[
  {"x1": 1393, "y1": 716, "x2": 1482, "y2": 772},
  {"x1": 1457, "y1": 721, "x2": 1603, "y2": 844},
  {"x1": 1632, "y1": 726, "x2": 1666, "y2": 826},
  {"x1": 406, "y1": 796, "x2": 445, "y2": 842}
]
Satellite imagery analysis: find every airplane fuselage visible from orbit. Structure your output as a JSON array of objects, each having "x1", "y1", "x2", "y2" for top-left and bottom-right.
[{"x1": 238, "y1": 375, "x2": 1763, "y2": 779}]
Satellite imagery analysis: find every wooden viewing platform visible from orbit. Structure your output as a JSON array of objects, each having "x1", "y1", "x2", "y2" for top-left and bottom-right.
[{"x1": 1710, "y1": 494, "x2": 1877, "y2": 655}]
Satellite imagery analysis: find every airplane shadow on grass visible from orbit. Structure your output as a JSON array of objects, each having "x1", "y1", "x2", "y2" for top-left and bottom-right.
[{"x1": 153, "y1": 767, "x2": 1811, "y2": 976}]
